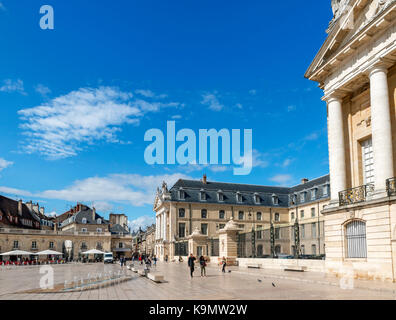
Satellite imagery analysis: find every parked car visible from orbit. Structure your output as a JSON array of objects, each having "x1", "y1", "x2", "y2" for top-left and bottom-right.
[{"x1": 104, "y1": 252, "x2": 114, "y2": 264}]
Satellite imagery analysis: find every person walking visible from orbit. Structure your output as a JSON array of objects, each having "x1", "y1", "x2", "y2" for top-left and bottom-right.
[
  {"x1": 221, "y1": 256, "x2": 227, "y2": 273},
  {"x1": 153, "y1": 255, "x2": 157, "y2": 267},
  {"x1": 199, "y1": 255, "x2": 206, "y2": 277},
  {"x1": 187, "y1": 253, "x2": 196, "y2": 278}
]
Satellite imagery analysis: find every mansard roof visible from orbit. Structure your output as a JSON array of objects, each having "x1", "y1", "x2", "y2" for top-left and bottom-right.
[
  {"x1": 168, "y1": 174, "x2": 330, "y2": 208},
  {"x1": 0, "y1": 195, "x2": 39, "y2": 229}
]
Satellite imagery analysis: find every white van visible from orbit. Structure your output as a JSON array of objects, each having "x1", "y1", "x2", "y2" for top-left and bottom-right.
[{"x1": 104, "y1": 252, "x2": 113, "y2": 264}]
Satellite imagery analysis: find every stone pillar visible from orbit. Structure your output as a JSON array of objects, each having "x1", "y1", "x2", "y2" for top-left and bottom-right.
[
  {"x1": 369, "y1": 64, "x2": 394, "y2": 192},
  {"x1": 327, "y1": 95, "x2": 347, "y2": 203},
  {"x1": 187, "y1": 227, "x2": 208, "y2": 256},
  {"x1": 217, "y1": 217, "x2": 243, "y2": 266}
]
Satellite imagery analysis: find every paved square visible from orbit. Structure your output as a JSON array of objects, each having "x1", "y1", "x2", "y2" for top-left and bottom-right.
[{"x1": 0, "y1": 262, "x2": 395, "y2": 300}]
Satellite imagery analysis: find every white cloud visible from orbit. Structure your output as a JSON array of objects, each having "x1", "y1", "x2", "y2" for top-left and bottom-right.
[
  {"x1": 18, "y1": 86, "x2": 181, "y2": 159},
  {"x1": 304, "y1": 132, "x2": 319, "y2": 141},
  {"x1": 201, "y1": 92, "x2": 224, "y2": 111},
  {"x1": 0, "y1": 2, "x2": 5, "y2": 11},
  {"x1": 135, "y1": 89, "x2": 168, "y2": 99},
  {"x1": 46, "y1": 211, "x2": 57, "y2": 217},
  {"x1": 269, "y1": 174, "x2": 293, "y2": 186},
  {"x1": 0, "y1": 173, "x2": 191, "y2": 207},
  {"x1": 128, "y1": 216, "x2": 155, "y2": 232},
  {"x1": 0, "y1": 79, "x2": 25, "y2": 94},
  {"x1": 281, "y1": 158, "x2": 293, "y2": 168},
  {"x1": 35, "y1": 84, "x2": 51, "y2": 97},
  {"x1": 0, "y1": 158, "x2": 13, "y2": 172}
]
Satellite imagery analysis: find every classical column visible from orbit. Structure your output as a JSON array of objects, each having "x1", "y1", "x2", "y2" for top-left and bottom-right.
[
  {"x1": 163, "y1": 212, "x2": 167, "y2": 241},
  {"x1": 369, "y1": 64, "x2": 394, "y2": 192},
  {"x1": 327, "y1": 94, "x2": 347, "y2": 203}
]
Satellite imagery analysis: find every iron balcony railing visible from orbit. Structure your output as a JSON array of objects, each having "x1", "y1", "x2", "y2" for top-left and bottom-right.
[
  {"x1": 339, "y1": 184, "x2": 374, "y2": 206},
  {"x1": 386, "y1": 177, "x2": 396, "y2": 197}
]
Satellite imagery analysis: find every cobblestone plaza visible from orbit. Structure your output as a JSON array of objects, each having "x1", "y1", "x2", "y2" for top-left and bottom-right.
[{"x1": 1, "y1": 262, "x2": 396, "y2": 300}]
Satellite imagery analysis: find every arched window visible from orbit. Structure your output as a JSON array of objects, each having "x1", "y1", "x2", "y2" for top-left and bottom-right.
[
  {"x1": 345, "y1": 220, "x2": 367, "y2": 258},
  {"x1": 97, "y1": 218, "x2": 102, "y2": 224}
]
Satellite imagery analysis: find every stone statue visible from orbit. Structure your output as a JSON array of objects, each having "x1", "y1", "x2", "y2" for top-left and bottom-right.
[{"x1": 331, "y1": 0, "x2": 348, "y2": 19}]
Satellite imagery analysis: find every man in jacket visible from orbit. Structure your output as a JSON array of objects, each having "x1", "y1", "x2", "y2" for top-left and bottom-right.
[{"x1": 187, "y1": 253, "x2": 196, "y2": 278}]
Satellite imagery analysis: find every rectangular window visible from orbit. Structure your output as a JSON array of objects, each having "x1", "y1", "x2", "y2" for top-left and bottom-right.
[
  {"x1": 13, "y1": 241, "x2": 18, "y2": 249},
  {"x1": 179, "y1": 223, "x2": 186, "y2": 238},
  {"x1": 179, "y1": 208, "x2": 185, "y2": 218},
  {"x1": 275, "y1": 228, "x2": 280, "y2": 240},
  {"x1": 274, "y1": 213, "x2": 280, "y2": 222},
  {"x1": 300, "y1": 193, "x2": 306, "y2": 203},
  {"x1": 238, "y1": 211, "x2": 244, "y2": 220},
  {"x1": 237, "y1": 193, "x2": 242, "y2": 203},
  {"x1": 201, "y1": 209, "x2": 207, "y2": 219},
  {"x1": 301, "y1": 225, "x2": 305, "y2": 239},
  {"x1": 301, "y1": 245, "x2": 305, "y2": 254},
  {"x1": 200, "y1": 191, "x2": 206, "y2": 201},
  {"x1": 300, "y1": 210, "x2": 304, "y2": 219},
  {"x1": 49, "y1": 242, "x2": 54, "y2": 249},
  {"x1": 218, "y1": 193, "x2": 224, "y2": 202},
  {"x1": 323, "y1": 185, "x2": 328, "y2": 196},
  {"x1": 32, "y1": 241, "x2": 37, "y2": 249},
  {"x1": 291, "y1": 212, "x2": 295, "y2": 220},
  {"x1": 219, "y1": 210, "x2": 225, "y2": 219},
  {"x1": 119, "y1": 242, "x2": 124, "y2": 248},
  {"x1": 311, "y1": 208, "x2": 315, "y2": 217},
  {"x1": 312, "y1": 223, "x2": 316, "y2": 238},
  {"x1": 257, "y1": 212, "x2": 262, "y2": 220},
  {"x1": 362, "y1": 138, "x2": 374, "y2": 184},
  {"x1": 256, "y1": 230, "x2": 262, "y2": 239},
  {"x1": 201, "y1": 223, "x2": 208, "y2": 235}
]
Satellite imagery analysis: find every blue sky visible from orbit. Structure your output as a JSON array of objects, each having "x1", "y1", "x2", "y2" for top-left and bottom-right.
[{"x1": 0, "y1": 0, "x2": 332, "y2": 230}]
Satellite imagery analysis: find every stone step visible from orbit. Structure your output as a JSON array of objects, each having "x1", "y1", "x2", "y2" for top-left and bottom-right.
[{"x1": 147, "y1": 273, "x2": 164, "y2": 283}]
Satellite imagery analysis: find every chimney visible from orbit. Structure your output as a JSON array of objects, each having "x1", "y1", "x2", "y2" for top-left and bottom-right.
[
  {"x1": 92, "y1": 207, "x2": 96, "y2": 220},
  {"x1": 32, "y1": 203, "x2": 39, "y2": 214},
  {"x1": 26, "y1": 201, "x2": 33, "y2": 212},
  {"x1": 18, "y1": 200, "x2": 23, "y2": 216},
  {"x1": 202, "y1": 174, "x2": 207, "y2": 184},
  {"x1": 39, "y1": 207, "x2": 45, "y2": 216},
  {"x1": 301, "y1": 178, "x2": 309, "y2": 184}
]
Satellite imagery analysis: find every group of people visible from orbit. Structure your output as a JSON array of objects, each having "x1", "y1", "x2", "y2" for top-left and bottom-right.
[
  {"x1": 119, "y1": 256, "x2": 127, "y2": 267},
  {"x1": 187, "y1": 254, "x2": 227, "y2": 278},
  {"x1": 132, "y1": 254, "x2": 157, "y2": 268}
]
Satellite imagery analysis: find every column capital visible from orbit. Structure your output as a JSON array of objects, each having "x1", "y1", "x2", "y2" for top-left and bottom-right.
[
  {"x1": 322, "y1": 89, "x2": 349, "y2": 103},
  {"x1": 368, "y1": 58, "x2": 394, "y2": 77}
]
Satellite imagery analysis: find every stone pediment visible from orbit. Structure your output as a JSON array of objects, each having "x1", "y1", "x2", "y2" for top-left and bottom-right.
[{"x1": 305, "y1": 0, "x2": 396, "y2": 83}]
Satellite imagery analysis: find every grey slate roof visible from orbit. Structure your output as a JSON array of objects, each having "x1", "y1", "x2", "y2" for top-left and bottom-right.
[
  {"x1": 61, "y1": 204, "x2": 109, "y2": 227},
  {"x1": 168, "y1": 174, "x2": 330, "y2": 208},
  {"x1": 110, "y1": 223, "x2": 130, "y2": 235}
]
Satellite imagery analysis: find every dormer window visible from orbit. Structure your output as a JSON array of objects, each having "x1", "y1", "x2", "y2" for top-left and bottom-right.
[
  {"x1": 179, "y1": 188, "x2": 185, "y2": 200},
  {"x1": 97, "y1": 218, "x2": 102, "y2": 224},
  {"x1": 311, "y1": 188, "x2": 317, "y2": 200},
  {"x1": 236, "y1": 192, "x2": 242, "y2": 203},
  {"x1": 254, "y1": 193, "x2": 261, "y2": 204},
  {"x1": 300, "y1": 192, "x2": 306, "y2": 203},
  {"x1": 200, "y1": 189, "x2": 206, "y2": 201},
  {"x1": 323, "y1": 185, "x2": 329, "y2": 196},
  {"x1": 272, "y1": 194, "x2": 279, "y2": 205},
  {"x1": 82, "y1": 218, "x2": 87, "y2": 224},
  {"x1": 218, "y1": 190, "x2": 224, "y2": 202}
]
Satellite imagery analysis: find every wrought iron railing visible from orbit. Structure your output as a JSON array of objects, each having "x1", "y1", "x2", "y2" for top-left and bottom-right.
[
  {"x1": 386, "y1": 177, "x2": 396, "y2": 197},
  {"x1": 339, "y1": 184, "x2": 374, "y2": 206}
]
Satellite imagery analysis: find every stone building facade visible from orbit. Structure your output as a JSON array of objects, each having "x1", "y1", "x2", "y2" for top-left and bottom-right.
[
  {"x1": 306, "y1": 0, "x2": 396, "y2": 281},
  {"x1": 0, "y1": 197, "x2": 132, "y2": 261},
  {"x1": 154, "y1": 175, "x2": 330, "y2": 261}
]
